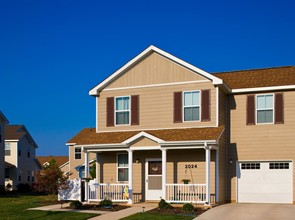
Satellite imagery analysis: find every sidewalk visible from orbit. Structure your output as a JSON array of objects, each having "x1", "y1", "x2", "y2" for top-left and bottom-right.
[{"x1": 28, "y1": 202, "x2": 157, "y2": 220}]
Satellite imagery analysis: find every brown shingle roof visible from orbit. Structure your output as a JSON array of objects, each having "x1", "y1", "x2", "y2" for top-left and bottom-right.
[
  {"x1": 37, "y1": 156, "x2": 68, "y2": 167},
  {"x1": 68, "y1": 126, "x2": 224, "y2": 145},
  {"x1": 5, "y1": 125, "x2": 26, "y2": 140},
  {"x1": 214, "y1": 66, "x2": 295, "y2": 89}
]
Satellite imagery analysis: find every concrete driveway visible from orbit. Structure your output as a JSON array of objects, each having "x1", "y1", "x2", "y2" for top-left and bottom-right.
[{"x1": 195, "y1": 203, "x2": 295, "y2": 220}]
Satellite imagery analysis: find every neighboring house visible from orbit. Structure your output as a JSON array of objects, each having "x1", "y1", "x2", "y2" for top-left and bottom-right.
[
  {"x1": 0, "y1": 111, "x2": 9, "y2": 187},
  {"x1": 5, "y1": 125, "x2": 39, "y2": 190},
  {"x1": 67, "y1": 45, "x2": 295, "y2": 205},
  {"x1": 37, "y1": 156, "x2": 69, "y2": 175}
]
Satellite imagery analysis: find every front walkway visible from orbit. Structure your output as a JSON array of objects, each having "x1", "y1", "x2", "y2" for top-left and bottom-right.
[
  {"x1": 28, "y1": 202, "x2": 157, "y2": 220},
  {"x1": 194, "y1": 203, "x2": 295, "y2": 220}
]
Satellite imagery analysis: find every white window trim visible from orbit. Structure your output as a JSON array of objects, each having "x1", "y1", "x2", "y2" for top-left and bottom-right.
[
  {"x1": 116, "y1": 153, "x2": 128, "y2": 183},
  {"x1": 255, "y1": 93, "x2": 274, "y2": 125},
  {"x1": 115, "y1": 96, "x2": 131, "y2": 126},
  {"x1": 182, "y1": 90, "x2": 201, "y2": 122},
  {"x1": 74, "y1": 147, "x2": 82, "y2": 160}
]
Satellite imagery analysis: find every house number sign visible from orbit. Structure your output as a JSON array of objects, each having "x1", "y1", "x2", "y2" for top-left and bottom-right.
[{"x1": 185, "y1": 164, "x2": 197, "y2": 169}]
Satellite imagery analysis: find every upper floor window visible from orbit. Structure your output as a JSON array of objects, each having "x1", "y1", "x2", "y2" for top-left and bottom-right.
[
  {"x1": 256, "y1": 94, "x2": 274, "y2": 124},
  {"x1": 5, "y1": 143, "x2": 11, "y2": 156},
  {"x1": 75, "y1": 147, "x2": 81, "y2": 159},
  {"x1": 115, "y1": 96, "x2": 130, "y2": 125},
  {"x1": 183, "y1": 91, "x2": 200, "y2": 121},
  {"x1": 117, "y1": 153, "x2": 128, "y2": 182}
]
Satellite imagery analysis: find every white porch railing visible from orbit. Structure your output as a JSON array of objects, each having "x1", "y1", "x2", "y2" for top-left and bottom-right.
[
  {"x1": 166, "y1": 184, "x2": 206, "y2": 204},
  {"x1": 88, "y1": 180, "x2": 129, "y2": 202}
]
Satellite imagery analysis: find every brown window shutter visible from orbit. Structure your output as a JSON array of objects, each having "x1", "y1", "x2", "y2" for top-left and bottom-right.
[
  {"x1": 131, "y1": 95, "x2": 139, "y2": 125},
  {"x1": 174, "y1": 92, "x2": 182, "y2": 123},
  {"x1": 275, "y1": 93, "x2": 284, "y2": 124},
  {"x1": 106, "y1": 97, "x2": 114, "y2": 127},
  {"x1": 201, "y1": 90, "x2": 211, "y2": 121},
  {"x1": 246, "y1": 95, "x2": 255, "y2": 125}
]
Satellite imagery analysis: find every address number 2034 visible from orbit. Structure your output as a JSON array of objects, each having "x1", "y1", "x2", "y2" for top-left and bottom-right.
[{"x1": 185, "y1": 164, "x2": 197, "y2": 169}]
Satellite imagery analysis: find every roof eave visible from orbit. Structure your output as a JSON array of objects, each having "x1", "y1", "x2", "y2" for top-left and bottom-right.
[{"x1": 232, "y1": 85, "x2": 295, "y2": 93}]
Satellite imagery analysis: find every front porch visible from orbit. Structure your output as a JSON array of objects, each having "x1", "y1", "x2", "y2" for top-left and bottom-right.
[
  {"x1": 83, "y1": 139, "x2": 219, "y2": 205},
  {"x1": 87, "y1": 181, "x2": 208, "y2": 204}
]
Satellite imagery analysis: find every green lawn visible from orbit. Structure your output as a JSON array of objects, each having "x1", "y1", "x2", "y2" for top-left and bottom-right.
[
  {"x1": 121, "y1": 212, "x2": 194, "y2": 220},
  {"x1": 0, "y1": 194, "x2": 97, "y2": 220}
]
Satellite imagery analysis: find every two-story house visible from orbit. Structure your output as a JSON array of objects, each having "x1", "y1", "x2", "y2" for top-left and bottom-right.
[
  {"x1": 0, "y1": 111, "x2": 9, "y2": 187},
  {"x1": 67, "y1": 45, "x2": 295, "y2": 205},
  {"x1": 5, "y1": 125, "x2": 39, "y2": 190}
]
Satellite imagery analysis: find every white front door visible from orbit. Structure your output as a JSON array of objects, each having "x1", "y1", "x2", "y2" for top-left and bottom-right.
[
  {"x1": 145, "y1": 159, "x2": 162, "y2": 201},
  {"x1": 237, "y1": 161, "x2": 293, "y2": 204}
]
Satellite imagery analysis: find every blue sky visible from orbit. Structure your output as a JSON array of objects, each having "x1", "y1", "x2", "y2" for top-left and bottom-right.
[{"x1": 1, "y1": 0, "x2": 294, "y2": 156}]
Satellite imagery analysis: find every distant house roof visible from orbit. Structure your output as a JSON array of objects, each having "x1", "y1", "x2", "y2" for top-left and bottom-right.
[
  {"x1": 5, "y1": 125, "x2": 38, "y2": 148},
  {"x1": 5, "y1": 125, "x2": 27, "y2": 140},
  {"x1": 67, "y1": 126, "x2": 224, "y2": 146},
  {"x1": 37, "y1": 156, "x2": 69, "y2": 167},
  {"x1": 0, "y1": 111, "x2": 9, "y2": 124},
  {"x1": 214, "y1": 66, "x2": 295, "y2": 90}
]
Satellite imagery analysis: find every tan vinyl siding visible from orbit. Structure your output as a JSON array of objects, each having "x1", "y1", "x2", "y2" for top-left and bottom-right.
[
  {"x1": 68, "y1": 146, "x2": 96, "y2": 180},
  {"x1": 98, "y1": 82, "x2": 216, "y2": 131},
  {"x1": 228, "y1": 90, "x2": 295, "y2": 202},
  {"x1": 106, "y1": 52, "x2": 208, "y2": 89},
  {"x1": 130, "y1": 137, "x2": 160, "y2": 147},
  {"x1": 218, "y1": 90, "x2": 227, "y2": 126}
]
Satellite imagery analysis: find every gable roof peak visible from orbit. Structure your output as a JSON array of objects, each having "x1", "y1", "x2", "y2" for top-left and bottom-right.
[{"x1": 89, "y1": 45, "x2": 223, "y2": 95}]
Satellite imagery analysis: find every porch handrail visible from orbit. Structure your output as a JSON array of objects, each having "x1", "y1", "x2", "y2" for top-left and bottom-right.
[
  {"x1": 88, "y1": 182, "x2": 129, "y2": 202},
  {"x1": 166, "y1": 183, "x2": 206, "y2": 204}
]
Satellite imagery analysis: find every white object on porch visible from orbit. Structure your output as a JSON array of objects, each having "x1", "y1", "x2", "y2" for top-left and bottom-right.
[
  {"x1": 166, "y1": 183, "x2": 206, "y2": 204},
  {"x1": 88, "y1": 180, "x2": 129, "y2": 202}
]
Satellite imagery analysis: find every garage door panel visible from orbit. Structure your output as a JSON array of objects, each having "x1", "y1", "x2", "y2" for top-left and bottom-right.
[{"x1": 237, "y1": 161, "x2": 293, "y2": 204}]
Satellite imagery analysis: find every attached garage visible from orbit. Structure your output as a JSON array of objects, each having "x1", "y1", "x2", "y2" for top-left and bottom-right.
[{"x1": 237, "y1": 161, "x2": 293, "y2": 204}]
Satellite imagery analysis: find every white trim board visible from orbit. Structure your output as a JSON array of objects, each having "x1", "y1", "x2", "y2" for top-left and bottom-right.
[
  {"x1": 103, "y1": 80, "x2": 210, "y2": 92},
  {"x1": 232, "y1": 85, "x2": 295, "y2": 93},
  {"x1": 89, "y1": 45, "x2": 223, "y2": 95}
]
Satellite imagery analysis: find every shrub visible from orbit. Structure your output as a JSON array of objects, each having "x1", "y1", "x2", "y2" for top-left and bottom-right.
[
  {"x1": 158, "y1": 198, "x2": 173, "y2": 209},
  {"x1": 17, "y1": 183, "x2": 31, "y2": 193},
  {"x1": 100, "y1": 199, "x2": 113, "y2": 207},
  {"x1": 69, "y1": 201, "x2": 83, "y2": 209},
  {"x1": 0, "y1": 185, "x2": 5, "y2": 195},
  {"x1": 182, "y1": 203, "x2": 194, "y2": 212}
]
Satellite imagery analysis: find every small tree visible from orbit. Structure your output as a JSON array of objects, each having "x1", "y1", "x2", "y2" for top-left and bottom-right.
[
  {"x1": 33, "y1": 158, "x2": 68, "y2": 196},
  {"x1": 89, "y1": 162, "x2": 96, "y2": 179}
]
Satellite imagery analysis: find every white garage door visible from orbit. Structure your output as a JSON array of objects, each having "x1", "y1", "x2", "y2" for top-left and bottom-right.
[{"x1": 237, "y1": 161, "x2": 293, "y2": 204}]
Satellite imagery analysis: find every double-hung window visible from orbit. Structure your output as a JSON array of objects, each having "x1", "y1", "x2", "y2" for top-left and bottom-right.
[
  {"x1": 117, "y1": 154, "x2": 128, "y2": 182},
  {"x1": 5, "y1": 143, "x2": 11, "y2": 156},
  {"x1": 115, "y1": 96, "x2": 130, "y2": 125},
  {"x1": 75, "y1": 147, "x2": 81, "y2": 159},
  {"x1": 183, "y1": 91, "x2": 200, "y2": 121},
  {"x1": 256, "y1": 94, "x2": 274, "y2": 124}
]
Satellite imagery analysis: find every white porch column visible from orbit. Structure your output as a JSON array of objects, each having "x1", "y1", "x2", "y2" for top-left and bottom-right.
[
  {"x1": 205, "y1": 143, "x2": 211, "y2": 205},
  {"x1": 161, "y1": 149, "x2": 167, "y2": 200},
  {"x1": 215, "y1": 149, "x2": 219, "y2": 203},
  {"x1": 96, "y1": 153, "x2": 99, "y2": 183},
  {"x1": 127, "y1": 149, "x2": 133, "y2": 204},
  {"x1": 84, "y1": 150, "x2": 89, "y2": 202}
]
